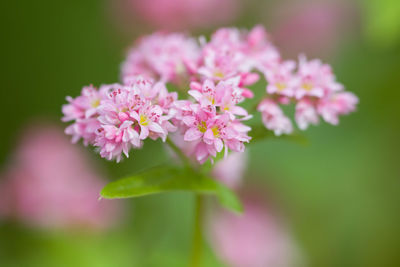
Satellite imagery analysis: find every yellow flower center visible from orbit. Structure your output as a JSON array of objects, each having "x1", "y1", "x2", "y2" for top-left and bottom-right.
[
  {"x1": 207, "y1": 96, "x2": 215, "y2": 105},
  {"x1": 91, "y1": 99, "x2": 100, "y2": 108},
  {"x1": 140, "y1": 115, "x2": 149, "y2": 126},
  {"x1": 211, "y1": 126, "x2": 220, "y2": 138},
  {"x1": 214, "y1": 70, "x2": 225, "y2": 78},
  {"x1": 302, "y1": 82, "x2": 313, "y2": 91},
  {"x1": 197, "y1": 121, "x2": 207, "y2": 133},
  {"x1": 276, "y1": 82, "x2": 286, "y2": 91},
  {"x1": 176, "y1": 62, "x2": 185, "y2": 74}
]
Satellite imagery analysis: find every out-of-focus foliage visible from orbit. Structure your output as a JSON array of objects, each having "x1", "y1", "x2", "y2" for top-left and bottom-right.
[{"x1": 363, "y1": 0, "x2": 400, "y2": 47}]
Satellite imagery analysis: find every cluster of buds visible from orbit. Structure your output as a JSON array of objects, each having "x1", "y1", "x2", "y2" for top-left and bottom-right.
[{"x1": 62, "y1": 25, "x2": 358, "y2": 163}]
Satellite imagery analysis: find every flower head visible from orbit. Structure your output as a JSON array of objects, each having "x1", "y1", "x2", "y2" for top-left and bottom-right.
[
  {"x1": 294, "y1": 55, "x2": 343, "y2": 99},
  {"x1": 295, "y1": 99, "x2": 320, "y2": 130},
  {"x1": 317, "y1": 92, "x2": 359, "y2": 125},
  {"x1": 62, "y1": 25, "x2": 358, "y2": 165},
  {"x1": 257, "y1": 99, "x2": 293, "y2": 136},
  {"x1": 265, "y1": 60, "x2": 297, "y2": 97},
  {"x1": 122, "y1": 32, "x2": 200, "y2": 84}
]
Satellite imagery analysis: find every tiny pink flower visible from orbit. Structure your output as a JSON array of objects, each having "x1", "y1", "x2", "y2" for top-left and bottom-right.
[
  {"x1": 189, "y1": 78, "x2": 249, "y2": 120},
  {"x1": 93, "y1": 81, "x2": 175, "y2": 161},
  {"x1": 258, "y1": 99, "x2": 293, "y2": 136},
  {"x1": 62, "y1": 84, "x2": 111, "y2": 145},
  {"x1": 244, "y1": 25, "x2": 281, "y2": 72},
  {"x1": 265, "y1": 60, "x2": 297, "y2": 97},
  {"x1": 198, "y1": 45, "x2": 245, "y2": 81},
  {"x1": 294, "y1": 55, "x2": 343, "y2": 99},
  {"x1": 295, "y1": 99, "x2": 319, "y2": 130},
  {"x1": 131, "y1": 104, "x2": 166, "y2": 141},
  {"x1": 180, "y1": 104, "x2": 250, "y2": 163},
  {"x1": 317, "y1": 92, "x2": 359, "y2": 125},
  {"x1": 121, "y1": 32, "x2": 200, "y2": 84}
]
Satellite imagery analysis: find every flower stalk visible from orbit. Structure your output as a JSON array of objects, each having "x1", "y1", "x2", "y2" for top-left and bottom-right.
[{"x1": 190, "y1": 194, "x2": 204, "y2": 267}]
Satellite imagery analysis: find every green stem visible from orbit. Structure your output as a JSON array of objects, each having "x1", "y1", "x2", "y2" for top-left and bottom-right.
[
  {"x1": 165, "y1": 138, "x2": 204, "y2": 266},
  {"x1": 190, "y1": 195, "x2": 204, "y2": 267},
  {"x1": 165, "y1": 137, "x2": 192, "y2": 167}
]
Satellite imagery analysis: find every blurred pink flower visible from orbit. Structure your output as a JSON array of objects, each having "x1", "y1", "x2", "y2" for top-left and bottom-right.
[
  {"x1": 317, "y1": 91, "x2": 359, "y2": 125},
  {"x1": 208, "y1": 190, "x2": 301, "y2": 267},
  {"x1": 212, "y1": 152, "x2": 247, "y2": 189},
  {"x1": 0, "y1": 124, "x2": 121, "y2": 230},
  {"x1": 271, "y1": 1, "x2": 357, "y2": 58},
  {"x1": 257, "y1": 98, "x2": 293, "y2": 136},
  {"x1": 124, "y1": 0, "x2": 239, "y2": 31}
]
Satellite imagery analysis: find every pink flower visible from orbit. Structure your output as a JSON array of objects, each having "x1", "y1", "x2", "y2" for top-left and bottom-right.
[
  {"x1": 295, "y1": 99, "x2": 320, "y2": 130},
  {"x1": 197, "y1": 28, "x2": 249, "y2": 81},
  {"x1": 265, "y1": 60, "x2": 297, "y2": 97},
  {"x1": 62, "y1": 25, "x2": 359, "y2": 165},
  {"x1": 317, "y1": 92, "x2": 359, "y2": 125},
  {"x1": 244, "y1": 25, "x2": 281, "y2": 72},
  {"x1": 178, "y1": 103, "x2": 250, "y2": 163},
  {"x1": 197, "y1": 26, "x2": 279, "y2": 88},
  {"x1": 121, "y1": 32, "x2": 200, "y2": 84},
  {"x1": 63, "y1": 77, "x2": 178, "y2": 162},
  {"x1": 294, "y1": 55, "x2": 343, "y2": 100},
  {"x1": 208, "y1": 190, "x2": 300, "y2": 267},
  {"x1": 0, "y1": 125, "x2": 121, "y2": 230},
  {"x1": 94, "y1": 79, "x2": 176, "y2": 162},
  {"x1": 189, "y1": 78, "x2": 249, "y2": 119},
  {"x1": 257, "y1": 99, "x2": 293, "y2": 136},
  {"x1": 212, "y1": 152, "x2": 247, "y2": 189},
  {"x1": 62, "y1": 84, "x2": 111, "y2": 145},
  {"x1": 271, "y1": 1, "x2": 356, "y2": 58}
]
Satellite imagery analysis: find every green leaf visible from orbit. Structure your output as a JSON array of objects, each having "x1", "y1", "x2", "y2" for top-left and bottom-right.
[
  {"x1": 249, "y1": 124, "x2": 308, "y2": 145},
  {"x1": 101, "y1": 165, "x2": 243, "y2": 213}
]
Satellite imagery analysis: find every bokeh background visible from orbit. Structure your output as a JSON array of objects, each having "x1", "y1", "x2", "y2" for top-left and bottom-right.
[{"x1": 1, "y1": 0, "x2": 399, "y2": 266}]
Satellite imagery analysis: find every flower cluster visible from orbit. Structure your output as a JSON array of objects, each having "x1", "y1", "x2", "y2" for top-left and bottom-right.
[
  {"x1": 63, "y1": 25, "x2": 358, "y2": 164},
  {"x1": 63, "y1": 77, "x2": 177, "y2": 162},
  {"x1": 173, "y1": 78, "x2": 251, "y2": 163},
  {"x1": 259, "y1": 55, "x2": 358, "y2": 135}
]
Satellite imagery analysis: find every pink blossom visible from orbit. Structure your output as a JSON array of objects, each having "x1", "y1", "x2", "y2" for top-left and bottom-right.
[
  {"x1": 94, "y1": 79, "x2": 176, "y2": 162},
  {"x1": 271, "y1": 1, "x2": 357, "y2": 58},
  {"x1": 197, "y1": 28, "x2": 249, "y2": 81},
  {"x1": 244, "y1": 25, "x2": 281, "y2": 72},
  {"x1": 257, "y1": 99, "x2": 293, "y2": 136},
  {"x1": 177, "y1": 102, "x2": 250, "y2": 163},
  {"x1": 121, "y1": 32, "x2": 200, "y2": 84},
  {"x1": 295, "y1": 99, "x2": 320, "y2": 130},
  {"x1": 317, "y1": 92, "x2": 359, "y2": 125},
  {"x1": 294, "y1": 55, "x2": 343, "y2": 100},
  {"x1": 265, "y1": 60, "x2": 297, "y2": 97},
  {"x1": 197, "y1": 26, "x2": 280, "y2": 88},
  {"x1": 62, "y1": 84, "x2": 111, "y2": 145},
  {"x1": 198, "y1": 43, "x2": 245, "y2": 82},
  {"x1": 62, "y1": 25, "x2": 358, "y2": 165},
  {"x1": 189, "y1": 78, "x2": 249, "y2": 119},
  {"x1": 0, "y1": 125, "x2": 121, "y2": 230},
  {"x1": 208, "y1": 190, "x2": 300, "y2": 267}
]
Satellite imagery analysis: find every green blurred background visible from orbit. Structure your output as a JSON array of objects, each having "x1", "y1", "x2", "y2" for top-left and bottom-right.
[{"x1": 0, "y1": 0, "x2": 399, "y2": 266}]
